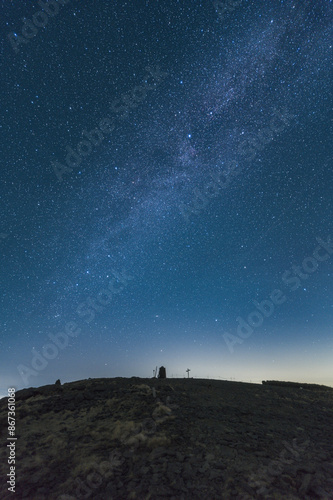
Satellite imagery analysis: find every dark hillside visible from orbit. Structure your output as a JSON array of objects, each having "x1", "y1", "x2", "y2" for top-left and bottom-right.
[{"x1": 1, "y1": 378, "x2": 332, "y2": 499}]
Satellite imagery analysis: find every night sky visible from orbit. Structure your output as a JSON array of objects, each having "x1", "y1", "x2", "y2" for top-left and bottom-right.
[{"x1": 1, "y1": 0, "x2": 332, "y2": 398}]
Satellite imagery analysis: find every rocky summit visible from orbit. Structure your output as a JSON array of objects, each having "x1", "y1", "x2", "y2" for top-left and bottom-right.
[{"x1": 0, "y1": 377, "x2": 333, "y2": 499}]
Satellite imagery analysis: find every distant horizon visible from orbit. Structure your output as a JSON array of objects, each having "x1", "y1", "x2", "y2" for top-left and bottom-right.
[{"x1": 1, "y1": 374, "x2": 332, "y2": 400}]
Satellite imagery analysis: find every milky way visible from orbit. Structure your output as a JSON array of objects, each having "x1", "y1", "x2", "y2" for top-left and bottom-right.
[{"x1": 0, "y1": 0, "x2": 332, "y2": 393}]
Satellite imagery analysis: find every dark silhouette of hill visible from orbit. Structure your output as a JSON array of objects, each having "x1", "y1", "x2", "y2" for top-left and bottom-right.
[{"x1": 0, "y1": 377, "x2": 332, "y2": 499}]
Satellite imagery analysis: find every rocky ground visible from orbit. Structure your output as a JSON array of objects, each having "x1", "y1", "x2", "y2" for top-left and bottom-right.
[{"x1": 0, "y1": 377, "x2": 333, "y2": 499}]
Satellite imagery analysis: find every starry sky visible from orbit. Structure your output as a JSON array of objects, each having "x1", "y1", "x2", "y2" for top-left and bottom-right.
[{"x1": 0, "y1": 0, "x2": 332, "y2": 398}]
